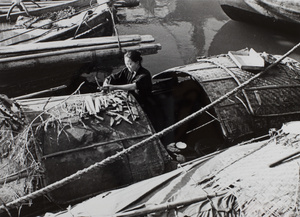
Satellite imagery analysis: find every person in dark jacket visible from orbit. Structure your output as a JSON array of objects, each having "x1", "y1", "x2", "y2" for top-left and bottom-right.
[{"x1": 103, "y1": 50, "x2": 152, "y2": 105}]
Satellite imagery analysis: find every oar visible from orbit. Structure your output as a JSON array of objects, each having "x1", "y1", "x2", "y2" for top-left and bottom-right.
[{"x1": 13, "y1": 84, "x2": 67, "y2": 100}]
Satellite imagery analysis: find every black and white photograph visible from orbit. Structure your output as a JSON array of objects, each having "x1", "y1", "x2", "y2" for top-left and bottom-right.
[{"x1": 1, "y1": 0, "x2": 300, "y2": 216}]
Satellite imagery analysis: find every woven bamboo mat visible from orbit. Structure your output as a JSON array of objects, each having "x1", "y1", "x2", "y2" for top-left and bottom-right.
[{"x1": 194, "y1": 124, "x2": 300, "y2": 216}]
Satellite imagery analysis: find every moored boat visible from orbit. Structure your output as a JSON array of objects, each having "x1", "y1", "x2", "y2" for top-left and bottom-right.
[
  {"x1": 0, "y1": 1, "x2": 70, "y2": 15},
  {"x1": 0, "y1": 1, "x2": 114, "y2": 46},
  {"x1": 44, "y1": 121, "x2": 300, "y2": 217},
  {"x1": 147, "y1": 48, "x2": 300, "y2": 157},
  {"x1": 219, "y1": 0, "x2": 300, "y2": 33},
  {"x1": 0, "y1": 0, "x2": 100, "y2": 22},
  {"x1": 2, "y1": 48, "x2": 300, "y2": 216},
  {"x1": 0, "y1": 90, "x2": 171, "y2": 217}
]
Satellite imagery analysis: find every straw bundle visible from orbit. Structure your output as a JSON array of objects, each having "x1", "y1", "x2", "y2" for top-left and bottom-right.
[{"x1": 0, "y1": 100, "x2": 40, "y2": 204}]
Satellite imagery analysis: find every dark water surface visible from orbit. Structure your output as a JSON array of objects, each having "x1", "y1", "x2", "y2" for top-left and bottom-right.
[
  {"x1": 1, "y1": 0, "x2": 300, "y2": 89},
  {"x1": 116, "y1": 0, "x2": 300, "y2": 75}
]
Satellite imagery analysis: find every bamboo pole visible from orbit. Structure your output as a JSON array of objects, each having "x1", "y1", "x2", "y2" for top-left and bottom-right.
[
  {"x1": 0, "y1": 168, "x2": 30, "y2": 185},
  {"x1": 0, "y1": 41, "x2": 140, "y2": 63},
  {"x1": 12, "y1": 85, "x2": 67, "y2": 100},
  {"x1": 42, "y1": 133, "x2": 152, "y2": 159},
  {"x1": 0, "y1": 42, "x2": 162, "y2": 69},
  {"x1": 0, "y1": 42, "x2": 161, "y2": 70},
  {"x1": 245, "y1": 84, "x2": 300, "y2": 90},
  {"x1": 115, "y1": 192, "x2": 226, "y2": 217},
  {"x1": 269, "y1": 150, "x2": 300, "y2": 167},
  {"x1": 0, "y1": 35, "x2": 154, "y2": 57}
]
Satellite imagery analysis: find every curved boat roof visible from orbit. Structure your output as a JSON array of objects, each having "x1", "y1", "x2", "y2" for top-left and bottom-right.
[{"x1": 153, "y1": 50, "x2": 300, "y2": 142}]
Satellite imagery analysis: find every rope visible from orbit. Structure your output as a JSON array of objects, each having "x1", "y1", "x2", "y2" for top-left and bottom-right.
[
  {"x1": 1, "y1": 42, "x2": 299, "y2": 211},
  {"x1": 73, "y1": 19, "x2": 106, "y2": 39},
  {"x1": 197, "y1": 59, "x2": 255, "y2": 115},
  {"x1": 73, "y1": 10, "x2": 92, "y2": 38},
  {"x1": 108, "y1": 5, "x2": 121, "y2": 50},
  {"x1": 0, "y1": 2, "x2": 107, "y2": 44}
]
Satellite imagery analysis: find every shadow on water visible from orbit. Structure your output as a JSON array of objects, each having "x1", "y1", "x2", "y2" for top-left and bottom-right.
[{"x1": 209, "y1": 20, "x2": 300, "y2": 62}]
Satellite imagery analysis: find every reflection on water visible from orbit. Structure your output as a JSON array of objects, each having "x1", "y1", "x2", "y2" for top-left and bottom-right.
[
  {"x1": 1, "y1": 0, "x2": 299, "y2": 76},
  {"x1": 116, "y1": 0, "x2": 300, "y2": 75}
]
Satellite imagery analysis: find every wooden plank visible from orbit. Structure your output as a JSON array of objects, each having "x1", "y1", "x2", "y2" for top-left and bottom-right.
[{"x1": 0, "y1": 41, "x2": 144, "y2": 64}]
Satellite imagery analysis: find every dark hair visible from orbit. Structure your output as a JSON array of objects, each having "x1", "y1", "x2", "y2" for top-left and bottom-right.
[{"x1": 124, "y1": 50, "x2": 142, "y2": 63}]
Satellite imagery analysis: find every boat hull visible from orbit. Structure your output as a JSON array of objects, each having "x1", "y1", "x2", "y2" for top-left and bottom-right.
[
  {"x1": 219, "y1": 0, "x2": 300, "y2": 33},
  {"x1": 48, "y1": 122, "x2": 300, "y2": 217},
  {"x1": 0, "y1": 0, "x2": 99, "y2": 22},
  {"x1": 0, "y1": 3, "x2": 114, "y2": 46},
  {"x1": 150, "y1": 49, "x2": 300, "y2": 151},
  {"x1": 0, "y1": 91, "x2": 170, "y2": 216}
]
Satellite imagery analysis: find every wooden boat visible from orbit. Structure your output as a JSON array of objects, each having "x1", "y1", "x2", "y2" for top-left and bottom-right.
[
  {"x1": 219, "y1": 0, "x2": 300, "y2": 33},
  {"x1": 0, "y1": 0, "x2": 139, "y2": 15},
  {"x1": 0, "y1": 1, "x2": 114, "y2": 46},
  {"x1": 45, "y1": 121, "x2": 300, "y2": 217},
  {"x1": 0, "y1": 1, "x2": 70, "y2": 15},
  {"x1": 146, "y1": 48, "x2": 300, "y2": 158},
  {"x1": 0, "y1": 90, "x2": 171, "y2": 217},
  {"x1": 0, "y1": 34, "x2": 162, "y2": 98},
  {"x1": 0, "y1": 0, "x2": 100, "y2": 22}
]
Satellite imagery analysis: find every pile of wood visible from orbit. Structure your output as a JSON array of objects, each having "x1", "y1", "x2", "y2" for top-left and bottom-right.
[
  {"x1": 0, "y1": 34, "x2": 161, "y2": 61},
  {"x1": 0, "y1": 34, "x2": 161, "y2": 97}
]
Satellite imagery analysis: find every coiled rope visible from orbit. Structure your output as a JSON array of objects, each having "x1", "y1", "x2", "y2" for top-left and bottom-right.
[{"x1": 1, "y1": 42, "x2": 299, "y2": 211}]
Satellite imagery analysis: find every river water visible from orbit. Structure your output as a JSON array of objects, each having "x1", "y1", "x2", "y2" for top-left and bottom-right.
[
  {"x1": 115, "y1": 0, "x2": 300, "y2": 75},
  {"x1": 1, "y1": 0, "x2": 300, "y2": 90}
]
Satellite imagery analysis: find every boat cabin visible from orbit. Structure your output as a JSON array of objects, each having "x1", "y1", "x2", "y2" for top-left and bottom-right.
[{"x1": 146, "y1": 50, "x2": 300, "y2": 160}]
